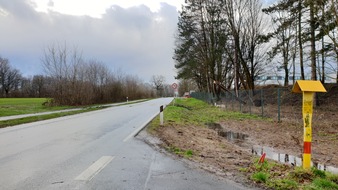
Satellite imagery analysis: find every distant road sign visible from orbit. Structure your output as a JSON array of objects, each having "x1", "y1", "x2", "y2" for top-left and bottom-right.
[{"x1": 171, "y1": 83, "x2": 178, "y2": 89}]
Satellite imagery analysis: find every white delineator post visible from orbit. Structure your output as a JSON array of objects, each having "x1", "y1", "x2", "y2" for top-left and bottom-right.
[{"x1": 160, "y1": 105, "x2": 164, "y2": 126}]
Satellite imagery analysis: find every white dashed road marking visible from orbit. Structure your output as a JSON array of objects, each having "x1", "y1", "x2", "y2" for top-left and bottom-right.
[{"x1": 75, "y1": 156, "x2": 114, "y2": 181}]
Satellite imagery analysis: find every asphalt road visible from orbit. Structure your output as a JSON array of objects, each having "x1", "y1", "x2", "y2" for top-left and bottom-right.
[{"x1": 0, "y1": 98, "x2": 249, "y2": 190}]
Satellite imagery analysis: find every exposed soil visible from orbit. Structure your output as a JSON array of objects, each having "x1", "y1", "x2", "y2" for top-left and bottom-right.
[
  {"x1": 142, "y1": 108, "x2": 338, "y2": 189},
  {"x1": 140, "y1": 84, "x2": 338, "y2": 189}
]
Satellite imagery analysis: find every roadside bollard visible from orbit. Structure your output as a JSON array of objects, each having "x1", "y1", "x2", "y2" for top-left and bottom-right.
[{"x1": 160, "y1": 105, "x2": 164, "y2": 126}]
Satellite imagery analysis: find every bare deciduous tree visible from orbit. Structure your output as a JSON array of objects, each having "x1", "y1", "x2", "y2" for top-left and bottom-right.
[
  {"x1": 41, "y1": 42, "x2": 86, "y2": 105},
  {"x1": 32, "y1": 75, "x2": 46, "y2": 98},
  {"x1": 0, "y1": 56, "x2": 22, "y2": 97},
  {"x1": 40, "y1": 43, "x2": 156, "y2": 105},
  {"x1": 174, "y1": 0, "x2": 267, "y2": 97},
  {"x1": 151, "y1": 75, "x2": 166, "y2": 97}
]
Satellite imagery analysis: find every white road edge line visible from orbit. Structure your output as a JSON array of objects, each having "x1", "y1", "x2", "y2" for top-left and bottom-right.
[
  {"x1": 123, "y1": 112, "x2": 159, "y2": 142},
  {"x1": 75, "y1": 156, "x2": 114, "y2": 181},
  {"x1": 143, "y1": 152, "x2": 156, "y2": 190}
]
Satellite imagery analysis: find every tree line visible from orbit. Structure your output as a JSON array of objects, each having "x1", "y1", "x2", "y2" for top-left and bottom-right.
[
  {"x1": 174, "y1": 0, "x2": 338, "y2": 95},
  {"x1": 0, "y1": 43, "x2": 173, "y2": 105}
]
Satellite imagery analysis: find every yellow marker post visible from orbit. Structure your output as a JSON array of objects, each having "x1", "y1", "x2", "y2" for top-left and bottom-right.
[{"x1": 292, "y1": 80, "x2": 326, "y2": 169}]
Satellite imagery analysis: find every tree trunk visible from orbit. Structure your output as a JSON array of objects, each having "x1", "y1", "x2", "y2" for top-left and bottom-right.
[
  {"x1": 5, "y1": 89, "x2": 9, "y2": 97},
  {"x1": 336, "y1": 51, "x2": 338, "y2": 83},
  {"x1": 234, "y1": 39, "x2": 239, "y2": 97},
  {"x1": 309, "y1": 1, "x2": 317, "y2": 81},
  {"x1": 292, "y1": 24, "x2": 297, "y2": 84},
  {"x1": 321, "y1": 35, "x2": 325, "y2": 83},
  {"x1": 298, "y1": 0, "x2": 305, "y2": 80}
]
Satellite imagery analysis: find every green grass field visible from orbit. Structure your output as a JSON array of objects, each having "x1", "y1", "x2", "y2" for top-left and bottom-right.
[
  {"x1": 0, "y1": 98, "x2": 149, "y2": 128},
  {"x1": 0, "y1": 98, "x2": 71, "y2": 117},
  {"x1": 0, "y1": 107, "x2": 102, "y2": 128},
  {"x1": 147, "y1": 98, "x2": 263, "y2": 133}
]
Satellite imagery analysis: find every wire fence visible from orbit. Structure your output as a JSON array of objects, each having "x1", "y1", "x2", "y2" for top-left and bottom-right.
[{"x1": 191, "y1": 84, "x2": 338, "y2": 123}]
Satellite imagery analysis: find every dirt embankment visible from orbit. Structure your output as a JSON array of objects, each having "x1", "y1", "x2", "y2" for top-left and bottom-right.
[
  {"x1": 145, "y1": 116, "x2": 338, "y2": 188},
  {"x1": 143, "y1": 85, "x2": 338, "y2": 188}
]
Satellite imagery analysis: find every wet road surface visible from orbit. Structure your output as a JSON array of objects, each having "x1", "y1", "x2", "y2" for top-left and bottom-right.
[{"x1": 0, "y1": 98, "x2": 249, "y2": 190}]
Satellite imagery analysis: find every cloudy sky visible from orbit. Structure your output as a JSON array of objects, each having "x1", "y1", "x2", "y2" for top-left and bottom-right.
[
  {"x1": 0, "y1": 0, "x2": 276, "y2": 84},
  {"x1": 0, "y1": 0, "x2": 186, "y2": 84}
]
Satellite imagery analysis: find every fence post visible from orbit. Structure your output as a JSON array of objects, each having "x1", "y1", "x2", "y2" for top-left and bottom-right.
[
  {"x1": 225, "y1": 92, "x2": 228, "y2": 110},
  {"x1": 249, "y1": 90, "x2": 252, "y2": 115},
  {"x1": 231, "y1": 92, "x2": 234, "y2": 110},
  {"x1": 278, "y1": 88, "x2": 281, "y2": 122},
  {"x1": 261, "y1": 89, "x2": 264, "y2": 117},
  {"x1": 239, "y1": 90, "x2": 242, "y2": 112}
]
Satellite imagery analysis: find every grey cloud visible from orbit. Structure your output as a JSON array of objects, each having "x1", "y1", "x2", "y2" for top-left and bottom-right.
[
  {"x1": 103, "y1": 5, "x2": 153, "y2": 29},
  {"x1": 0, "y1": 1, "x2": 179, "y2": 82},
  {"x1": 48, "y1": 0, "x2": 54, "y2": 7},
  {"x1": 0, "y1": 0, "x2": 39, "y2": 20}
]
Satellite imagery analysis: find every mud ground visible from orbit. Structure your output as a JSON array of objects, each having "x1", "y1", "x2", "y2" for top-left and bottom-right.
[{"x1": 142, "y1": 113, "x2": 338, "y2": 189}]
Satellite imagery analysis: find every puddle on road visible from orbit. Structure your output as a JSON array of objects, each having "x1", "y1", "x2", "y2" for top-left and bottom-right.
[
  {"x1": 217, "y1": 131, "x2": 249, "y2": 141},
  {"x1": 206, "y1": 123, "x2": 338, "y2": 174},
  {"x1": 207, "y1": 123, "x2": 248, "y2": 144}
]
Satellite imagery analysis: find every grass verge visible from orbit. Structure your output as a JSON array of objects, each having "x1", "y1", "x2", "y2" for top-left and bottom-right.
[
  {"x1": 147, "y1": 97, "x2": 338, "y2": 189},
  {"x1": 148, "y1": 98, "x2": 263, "y2": 133},
  {"x1": 0, "y1": 107, "x2": 103, "y2": 128},
  {"x1": 0, "y1": 99, "x2": 150, "y2": 129},
  {"x1": 0, "y1": 98, "x2": 71, "y2": 116},
  {"x1": 166, "y1": 146, "x2": 194, "y2": 158},
  {"x1": 244, "y1": 158, "x2": 338, "y2": 190}
]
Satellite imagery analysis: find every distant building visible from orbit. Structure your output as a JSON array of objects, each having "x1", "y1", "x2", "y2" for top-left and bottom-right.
[{"x1": 183, "y1": 92, "x2": 191, "y2": 98}]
